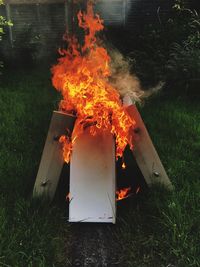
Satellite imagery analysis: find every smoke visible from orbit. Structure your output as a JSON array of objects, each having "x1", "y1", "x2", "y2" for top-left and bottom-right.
[
  {"x1": 108, "y1": 48, "x2": 164, "y2": 103},
  {"x1": 108, "y1": 49, "x2": 144, "y2": 103},
  {"x1": 67, "y1": 1, "x2": 163, "y2": 104},
  {"x1": 68, "y1": 1, "x2": 162, "y2": 104}
]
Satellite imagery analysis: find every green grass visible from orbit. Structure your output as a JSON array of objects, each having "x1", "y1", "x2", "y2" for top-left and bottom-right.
[
  {"x1": 0, "y1": 69, "x2": 70, "y2": 267},
  {"x1": 0, "y1": 69, "x2": 200, "y2": 266},
  {"x1": 116, "y1": 95, "x2": 200, "y2": 267}
]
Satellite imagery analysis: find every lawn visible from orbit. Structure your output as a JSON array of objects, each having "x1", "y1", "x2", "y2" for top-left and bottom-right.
[{"x1": 0, "y1": 68, "x2": 199, "y2": 267}]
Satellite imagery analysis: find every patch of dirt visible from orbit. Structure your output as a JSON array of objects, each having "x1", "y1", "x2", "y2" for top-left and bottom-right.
[{"x1": 69, "y1": 224, "x2": 125, "y2": 267}]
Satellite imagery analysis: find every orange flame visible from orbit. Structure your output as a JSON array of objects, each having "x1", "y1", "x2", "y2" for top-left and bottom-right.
[
  {"x1": 51, "y1": 2, "x2": 135, "y2": 163},
  {"x1": 116, "y1": 187, "x2": 131, "y2": 201},
  {"x1": 122, "y1": 162, "x2": 126, "y2": 169}
]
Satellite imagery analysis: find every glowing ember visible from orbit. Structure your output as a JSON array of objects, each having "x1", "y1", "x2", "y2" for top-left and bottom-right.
[
  {"x1": 116, "y1": 187, "x2": 131, "y2": 201},
  {"x1": 51, "y1": 2, "x2": 136, "y2": 163},
  {"x1": 122, "y1": 162, "x2": 126, "y2": 169}
]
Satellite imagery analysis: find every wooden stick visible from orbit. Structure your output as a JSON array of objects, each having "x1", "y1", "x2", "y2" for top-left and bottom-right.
[{"x1": 33, "y1": 111, "x2": 76, "y2": 200}]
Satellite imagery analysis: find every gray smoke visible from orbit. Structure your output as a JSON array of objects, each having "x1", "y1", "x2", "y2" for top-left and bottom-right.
[{"x1": 108, "y1": 48, "x2": 164, "y2": 103}]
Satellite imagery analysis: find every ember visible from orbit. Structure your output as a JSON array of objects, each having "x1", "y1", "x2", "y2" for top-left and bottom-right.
[
  {"x1": 122, "y1": 162, "x2": 126, "y2": 169},
  {"x1": 116, "y1": 187, "x2": 131, "y2": 201},
  {"x1": 51, "y1": 2, "x2": 135, "y2": 163}
]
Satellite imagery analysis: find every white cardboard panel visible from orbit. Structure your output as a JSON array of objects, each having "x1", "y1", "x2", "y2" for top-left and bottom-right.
[{"x1": 69, "y1": 129, "x2": 116, "y2": 223}]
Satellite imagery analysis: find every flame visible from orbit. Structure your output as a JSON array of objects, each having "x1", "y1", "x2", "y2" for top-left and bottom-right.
[
  {"x1": 122, "y1": 162, "x2": 126, "y2": 169},
  {"x1": 51, "y1": 2, "x2": 135, "y2": 163},
  {"x1": 116, "y1": 187, "x2": 131, "y2": 201}
]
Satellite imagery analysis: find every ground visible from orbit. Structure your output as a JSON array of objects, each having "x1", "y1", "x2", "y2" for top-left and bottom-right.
[{"x1": 0, "y1": 68, "x2": 200, "y2": 267}]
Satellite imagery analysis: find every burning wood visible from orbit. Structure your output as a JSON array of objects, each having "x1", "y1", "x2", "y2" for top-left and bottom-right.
[{"x1": 33, "y1": 1, "x2": 172, "y2": 223}]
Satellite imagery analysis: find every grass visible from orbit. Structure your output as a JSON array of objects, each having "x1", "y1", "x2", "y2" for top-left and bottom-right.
[
  {"x1": 0, "y1": 69, "x2": 70, "y2": 267},
  {"x1": 116, "y1": 95, "x2": 200, "y2": 267},
  {"x1": 0, "y1": 68, "x2": 200, "y2": 266}
]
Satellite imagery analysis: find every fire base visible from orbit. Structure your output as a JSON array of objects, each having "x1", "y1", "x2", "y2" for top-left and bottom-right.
[{"x1": 33, "y1": 104, "x2": 172, "y2": 223}]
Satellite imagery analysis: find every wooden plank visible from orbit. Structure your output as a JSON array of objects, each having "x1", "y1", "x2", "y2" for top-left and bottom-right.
[
  {"x1": 33, "y1": 111, "x2": 76, "y2": 200},
  {"x1": 4, "y1": 0, "x2": 65, "y2": 5},
  {"x1": 124, "y1": 96, "x2": 173, "y2": 190},
  {"x1": 69, "y1": 128, "x2": 116, "y2": 223}
]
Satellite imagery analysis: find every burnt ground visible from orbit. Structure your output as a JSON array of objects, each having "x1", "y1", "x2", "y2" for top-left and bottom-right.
[
  {"x1": 69, "y1": 223, "x2": 123, "y2": 267},
  {"x1": 55, "y1": 148, "x2": 147, "y2": 267},
  {"x1": 68, "y1": 191, "x2": 145, "y2": 267}
]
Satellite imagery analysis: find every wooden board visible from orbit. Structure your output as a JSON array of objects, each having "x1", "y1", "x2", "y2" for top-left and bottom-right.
[
  {"x1": 124, "y1": 97, "x2": 173, "y2": 190},
  {"x1": 33, "y1": 111, "x2": 76, "y2": 200},
  {"x1": 69, "y1": 128, "x2": 116, "y2": 223}
]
